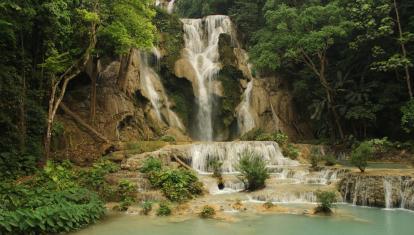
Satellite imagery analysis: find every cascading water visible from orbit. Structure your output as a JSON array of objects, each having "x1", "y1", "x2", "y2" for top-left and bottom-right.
[
  {"x1": 189, "y1": 141, "x2": 298, "y2": 173},
  {"x1": 139, "y1": 50, "x2": 185, "y2": 130},
  {"x1": 181, "y1": 15, "x2": 236, "y2": 141},
  {"x1": 340, "y1": 175, "x2": 414, "y2": 210},
  {"x1": 383, "y1": 177, "x2": 393, "y2": 209},
  {"x1": 237, "y1": 80, "x2": 256, "y2": 134},
  {"x1": 167, "y1": 0, "x2": 175, "y2": 14}
]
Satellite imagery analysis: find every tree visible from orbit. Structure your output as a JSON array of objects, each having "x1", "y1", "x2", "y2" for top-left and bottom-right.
[
  {"x1": 344, "y1": 0, "x2": 413, "y2": 99},
  {"x1": 42, "y1": 0, "x2": 156, "y2": 163},
  {"x1": 250, "y1": 1, "x2": 351, "y2": 140},
  {"x1": 315, "y1": 191, "x2": 336, "y2": 214},
  {"x1": 350, "y1": 141, "x2": 374, "y2": 173}
]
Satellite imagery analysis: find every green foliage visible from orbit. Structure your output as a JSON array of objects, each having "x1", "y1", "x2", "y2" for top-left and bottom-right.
[
  {"x1": 200, "y1": 205, "x2": 216, "y2": 218},
  {"x1": 217, "y1": 66, "x2": 243, "y2": 128},
  {"x1": 256, "y1": 131, "x2": 289, "y2": 146},
  {"x1": 207, "y1": 158, "x2": 223, "y2": 178},
  {"x1": 176, "y1": 0, "x2": 232, "y2": 18},
  {"x1": 141, "y1": 201, "x2": 153, "y2": 215},
  {"x1": 401, "y1": 100, "x2": 414, "y2": 133},
  {"x1": 99, "y1": 0, "x2": 156, "y2": 55},
  {"x1": 117, "y1": 179, "x2": 136, "y2": 202},
  {"x1": 141, "y1": 157, "x2": 203, "y2": 202},
  {"x1": 140, "y1": 157, "x2": 163, "y2": 174},
  {"x1": 240, "y1": 128, "x2": 265, "y2": 141},
  {"x1": 236, "y1": 150, "x2": 269, "y2": 191},
  {"x1": 350, "y1": 141, "x2": 374, "y2": 172},
  {"x1": 78, "y1": 160, "x2": 119, "y2": 201},
  {"x1": 310, "y1": 147, "x2": 321, "y2": 169},
  {"x1": 324, "y1": 154, "x2": 336, "y2": 166},
  {"x1": 151, "y1": 169, "x2": 204, "y2": 202},
  {"x1": 156, "y1": 202, "x2": 172, "y2": 216},
  {"x1": 315, "y1": 191, "x2": 336, "y2": 214},
  {"x1": 283, "y1": 144, "x2": 300, "y2": 160},
  {"x1": 153, "y1": 8, "x2": 184, "y2": 71},
  {"x1": 0, "y1": 169, "x2": 105, "y2": 234},
  {"x1": 159, "y1": 135, "x2": 176, "y2": 143}
]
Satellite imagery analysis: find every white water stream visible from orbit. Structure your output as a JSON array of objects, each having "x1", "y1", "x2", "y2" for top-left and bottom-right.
[
  {"x1": 181, "y1": 15, "x2": 236, "y2": 141},
  {"x1": 139, "y1": 50, "x2": 184, "y2": 130}
]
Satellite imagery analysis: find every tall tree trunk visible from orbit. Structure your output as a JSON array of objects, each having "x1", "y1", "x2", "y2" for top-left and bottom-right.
[
  {"x1": 319, "y1": 58, "x2": 345, "y2": 140},
  {"x1": 117, "y1": 49, "x2": 133, "y2": 92},
  {"x1": 43, "y1": 19, "x2": 98, "y2": 165},
  {"x1": 90, "y1": 58, "x2": 98, "y2": 125},
  {"x1": 19, "y1": 30, "x2": 26, "y2": 152},
  {"x1": 393, "y1": 0, "x2": 412, "y2": 99}
]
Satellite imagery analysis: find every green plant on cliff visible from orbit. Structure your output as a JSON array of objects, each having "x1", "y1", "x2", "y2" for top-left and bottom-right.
[
  {"x1": 153, "y1": 8, "x2": 184, "y2": 71},
  {"x1": 236, "y1": 150, "x2": 269, "y2": 191},
  {"x1": 283, "y1": 144, "x2": 300, "y2": 160},
  {"x1": 315, "y1": 191, "x2": 336, "y2": 214},
  {"x1": 218, "y1": 66, "x2": 243, "y2": 128},
  {"x1": 350, "y1": 141, "x2": 374, "y2": 173},
  {"x1": 240, "y1": 128, "x2": 265, "y2": 141}
]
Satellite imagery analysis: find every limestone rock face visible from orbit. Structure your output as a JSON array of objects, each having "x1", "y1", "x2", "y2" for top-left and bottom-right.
[
  {"x1": 56, "y1": 49, "x2": 189, "y2": 163},
  {"x1": 247, "y1": 77, "x2": 313, "y2": 141}
]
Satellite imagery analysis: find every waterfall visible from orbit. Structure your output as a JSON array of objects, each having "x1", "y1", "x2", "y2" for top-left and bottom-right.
[
  {"x1": 139, "y1": 50, "x2": 185, "y2": 130},
  {"x1": 189, "y1": 141, "x2": 299, "y2": 173},
  {"x1": 167, "y1": 0, "x2": 175, "y2": 14},
  {"x1": 340, "y1": 175, "x2": 414, "y2": 210},
  {"x1": 181, "y1": 15, "x2": 236, "y2": 141},
  {"x1": 237, "y1": 80, "x2": 256, "y2": 134},
  {"x1": 383, "y1": 177, "x2": 393, "y2": 209}
]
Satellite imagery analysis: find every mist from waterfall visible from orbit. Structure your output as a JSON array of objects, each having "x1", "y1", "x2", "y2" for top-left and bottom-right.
[
  {"x1": 181, "y1": 15, "x2": 236, "y2": 141},
  {"x1": 139, "y1": 50, "x2": 185, "y2": 130}
]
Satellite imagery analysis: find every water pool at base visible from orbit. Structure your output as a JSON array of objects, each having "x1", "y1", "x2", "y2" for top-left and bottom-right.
[{"x1": 73, "y1": 205, "x2": 414, "y2": 235}]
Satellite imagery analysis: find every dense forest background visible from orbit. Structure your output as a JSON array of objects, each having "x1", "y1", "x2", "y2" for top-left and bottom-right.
[{"x1": 1, "y1": 0, "x2": 413, "y2": 177}]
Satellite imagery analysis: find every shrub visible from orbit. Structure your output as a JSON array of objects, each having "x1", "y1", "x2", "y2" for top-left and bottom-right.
[
  {"x1": 324, "y1": 154, "x2": 336, "y2": 166},
  {"x1": 315, "y1": 191, "x2": 336, "y2": 214},
  {"x1": 283, "y1": 144, "x2": 300, "y2": 160},
  {"x1": 207, "y1": 158, "x2": 223, "y2": 178},
  {"x1": 310, "y1": 147, "x2": 321, "y2": 169},
  {"x1": 200, "y1": 205, "x2": 216, "y2": 218},
  {"x1": 141, "y1": 201, "x2": 153, "y2": 215},
  {"x1": 366, "y1": 137, "x2": 393, "y2": 154},
  {"x1": 263, "y1": 201, "x2": 274, "y2": 209},
  {"x1": 157, "y1": 202, "x2": 172, "y2": 216},
  {"x1": 159, "y1": 135, "x2": 176, "y2": 143},
  {"x1": 118, "y1": 197, "x2": 134, "y2": 211},
  {"x1": 350, "y1": 141, "x2": 374, "y2": 173},
  {"x1": 151, "y1": 169, "x2": 203, "y2": 202},
  {"x1": 236, "y1": 151, "x2": 269, "y2": 191},
  {"x1": 78, "y1": 160, "x2": 120, "y2": 200},
  {"x1": 256, "y1": 133, "x2": 273, "y2": 141},
  {"x1": 140, "y1": 157, "x2": 162, "y2": 174}
]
